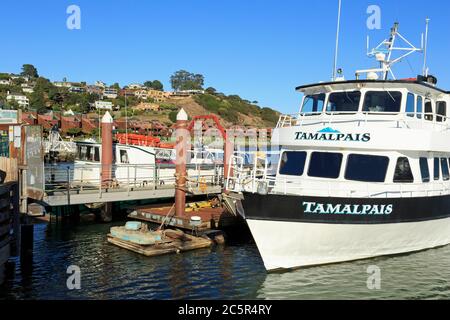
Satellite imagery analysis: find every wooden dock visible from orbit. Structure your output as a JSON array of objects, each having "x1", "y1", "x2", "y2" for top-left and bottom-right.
[
  {"x1": 128, "y1": 203, "x2": 240, "y2": 231},
  {"x1": 42, "y1": 163, "x2": 224, "y2": 206},
  {"x1": 44, "y1": 184, "x2": 222, "y2": 206}
]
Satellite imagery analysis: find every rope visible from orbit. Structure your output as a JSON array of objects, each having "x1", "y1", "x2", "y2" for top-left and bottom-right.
[{"x1": 157, "y1": 203, "x2": 176, "y2": 231}]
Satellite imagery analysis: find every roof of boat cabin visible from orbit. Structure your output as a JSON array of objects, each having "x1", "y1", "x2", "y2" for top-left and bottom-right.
[{"x1": 295, "y1": 80, "x2": 449, "y2": 95}]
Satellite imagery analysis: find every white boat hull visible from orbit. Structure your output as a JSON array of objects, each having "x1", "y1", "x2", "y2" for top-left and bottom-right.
[{"x1": 247, "y1": 217, "x2": 450, "y2": 271}]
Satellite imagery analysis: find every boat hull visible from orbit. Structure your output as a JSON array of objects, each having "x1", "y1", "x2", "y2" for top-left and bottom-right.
[{"x1": 240, "y1": 193, "x2": 450, "y2": 271}]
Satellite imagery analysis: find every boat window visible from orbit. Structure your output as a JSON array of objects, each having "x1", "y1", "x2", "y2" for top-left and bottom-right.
[
  {"x1": 308, "y1": 152, "x2": 343, "y2": 179},
  {"x1": 79, "y1": 145, "x2": 87, "y2": 161},
  {"x1": 94, "y1": 147, "x2": 100, "y2": 162},
  {"x1": 425, "y1": 100, "x2": 433, "y2": 121},
  {"x1": 326, "y1": 91, "x2": 361, "y2": 114},
  {"x1": 120, "y1": 149, "x2": 129, "y2": 164},
  {"x1": 86, "y1": 146, "x2": 93, "y2": 161},
  {"x1": 434, "y1": 157, "x2": 440, "y2": 180},
  {"x1": 441, "y1": 158, "x2": 450, "y2": 181},
  {"x1": 416, "y1": 96, "x2": 423, "y2": 119},
  {"x1": 406, "y1": 93, "x2": 415, "y2": 117},
  {"x1": 345, "y1": 154, "x2": 389, "y2": 183},
  {"x1": 279, "y1": 151, "x2": 307, "y2": 176},
  {"x1": 363, "y1": 91, "x2": 402, "y2": 113},
  {"x1": 393, "y1": 157, "x2": 414, "y2": 183},
  {"x1": 436, "y1": 101, "x2": 447, "y2": 122},
  {"x1": 419, "y1": 158, "x2": 430, "y2": 183},
  {"x1": 301, "y1": 94, "x2": 325, "y2": 115}
]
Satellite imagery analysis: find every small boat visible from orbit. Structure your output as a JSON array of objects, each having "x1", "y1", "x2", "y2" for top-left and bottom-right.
[{"x1": 110, "y1": 222, "x2": 162, "y2": 245}]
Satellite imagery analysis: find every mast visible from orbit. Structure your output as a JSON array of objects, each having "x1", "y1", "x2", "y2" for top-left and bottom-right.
[
  {"x1": 382, "y1": 22, "x2": 398, "y2": 80},
  {"x1": 332, "y1": 0, "x2": 342, "y2": 81},
  {"x1": 356, "y1": 22, "x2": 423, "y2": 80},
  {"x1": 423, "y1": 18, "x2": 430, "y2": 77}
]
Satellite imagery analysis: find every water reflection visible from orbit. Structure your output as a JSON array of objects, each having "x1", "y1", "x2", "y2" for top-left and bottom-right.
[
  {"x1": 2, "y1": 220, "x2": 450, "y2": 300},
  {"x1": 257, "y1": 246, "x2": 450, "y2": 300},
  {"x1": 0, "y1": 221, "x2": 267, "y2": 300}
]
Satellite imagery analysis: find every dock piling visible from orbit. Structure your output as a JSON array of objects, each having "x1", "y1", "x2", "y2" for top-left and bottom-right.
[
  {"x1": 100, "y1": 111, "x2": 114, "y2": 222},
  {"x1": 175, "y1": 109, "x2": 189, "y2": 218}
]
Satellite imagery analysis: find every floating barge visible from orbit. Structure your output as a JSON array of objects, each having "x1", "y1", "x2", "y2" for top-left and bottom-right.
[
  {"x1": 128, "y1": 202, "x2": 239, "y2": 231},
  {"x1": 107, "y1": 222, "x2": 213, "y2": 257}
]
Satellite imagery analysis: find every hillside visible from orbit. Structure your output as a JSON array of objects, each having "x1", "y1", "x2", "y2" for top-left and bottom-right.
[
  {"x1": 173, "y1": 94, "x2": 280, "y2": 128},
  {"x1": 1, "y1": 66, "x2": 282, "y2": 131},
  {"x1": 134, "y1": 94, "x2": 281, "y2": 129}
]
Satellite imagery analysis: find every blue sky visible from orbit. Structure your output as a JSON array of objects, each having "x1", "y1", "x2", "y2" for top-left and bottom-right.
[{"x1": 0, "y1": 0, "x2": 449, "y2": 113}]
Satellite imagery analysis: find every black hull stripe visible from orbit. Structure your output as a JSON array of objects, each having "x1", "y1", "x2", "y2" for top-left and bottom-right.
[{"x1": 241, "y1": 193, "x2": 450, "y2": 225}]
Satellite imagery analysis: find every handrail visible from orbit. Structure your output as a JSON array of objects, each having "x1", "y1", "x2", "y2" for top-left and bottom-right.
[
  {"x1": 44, "y1": 163, "x2": 224, "y2": 194},
  {"x1": 276, "y1": 111, "x2": 450, "y2": 131},
  {"x1": 226, "y1": 150, "x2": 450, "y2": 199}
]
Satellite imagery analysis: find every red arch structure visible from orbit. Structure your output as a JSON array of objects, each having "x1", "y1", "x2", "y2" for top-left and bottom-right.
[{"x1": 187, "y1": 114, "x2": 226, "y2": 139}]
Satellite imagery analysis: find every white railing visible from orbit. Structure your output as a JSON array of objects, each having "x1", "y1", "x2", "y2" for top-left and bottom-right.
[
  {"x1": 276, "y1": 111, "x2": 450, "y2": 132},
  {"x1": 226, "y1": 150, "x2": 450, "y2": 199},
  {"x1": 45, "y1": 163, "x2": 224, "y2": 196}
]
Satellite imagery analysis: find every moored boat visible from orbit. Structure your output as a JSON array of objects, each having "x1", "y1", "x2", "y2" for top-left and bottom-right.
[{"x1": 227, "y1": 21, "x2": 450, "y2": 271}]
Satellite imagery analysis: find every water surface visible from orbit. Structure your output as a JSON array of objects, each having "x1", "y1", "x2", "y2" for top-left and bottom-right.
[{"x1": 1, "y1": 221, "x2": 450, "y2": 300}]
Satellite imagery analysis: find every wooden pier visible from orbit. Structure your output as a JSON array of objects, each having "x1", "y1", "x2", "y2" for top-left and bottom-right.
[
  {"x1": 42, "y1": 163, "x2": 224, "y2": 206},
  {"x1": 128, "y1": 202, "x2": 240, "y2": 231}
]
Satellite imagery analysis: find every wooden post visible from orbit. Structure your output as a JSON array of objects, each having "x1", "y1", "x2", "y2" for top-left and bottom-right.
[
  {"x1": 100, "y1": 112, "x2": 113, "y2": 222},
  {"x1": 101, "y1": 111, "x2": 113, "y2": 187},
  {"x1": 175, "y1": 108, "x2": 188, "y2": 218}
]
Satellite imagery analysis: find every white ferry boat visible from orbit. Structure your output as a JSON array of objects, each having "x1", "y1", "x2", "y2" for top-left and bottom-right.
[
  {"x1": 72, "y1": 140, "x2": 223, "y2": 185},
  {"x1": 227, "y1": 22, "x2": 450, "y2": 271}
]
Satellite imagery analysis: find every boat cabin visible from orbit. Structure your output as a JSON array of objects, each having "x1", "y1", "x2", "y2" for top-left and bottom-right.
[
  {"x1": 75, "y1": 141, "x2": 156, "y2": 165},
  {"x1": 285, "y1": 78, "x2": 450, "y2": 125}
]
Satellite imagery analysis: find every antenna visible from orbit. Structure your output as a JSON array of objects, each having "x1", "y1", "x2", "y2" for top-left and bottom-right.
[
  {"x1": 423, "y1": 18, "x2": 430, "y2": 76},
  {"x1": 355, "y1": 22, "x2": 423, "y2": 80},
  {"x1": 332, "y1": 0, "x2": 342, "y2": 81}
]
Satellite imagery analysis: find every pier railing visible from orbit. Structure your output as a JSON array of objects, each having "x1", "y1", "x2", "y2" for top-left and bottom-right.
[{"x1": 44, "y1": 163, "x2": 224, "y2": 205}]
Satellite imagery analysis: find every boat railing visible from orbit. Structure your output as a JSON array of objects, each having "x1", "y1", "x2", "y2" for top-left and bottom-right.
[
  {"x1": 227, "y1": 151, "x2": 450, "y2": 199},
  {"x1": 230, "y1": 172, "x2": 450, "y2": 199},
  {"x1": 44, "y1": 162, "x2": 224, "y2": 195},
  {"x1": 276, "y1": 111, "x2": 450, "y2": 131}
]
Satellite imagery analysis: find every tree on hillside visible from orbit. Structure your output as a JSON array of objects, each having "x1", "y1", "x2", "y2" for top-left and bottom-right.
[
  {"x1": 112, "y1": 83, "x2": 121, "y2": 90},
  {"x1": 21, "y1": 64, "x2": 39, "y2": 78},
  {"x1": 34, "y1": 77, "x2": 54, "y2": 92},
  {"x1": 30, "y1": 91, "x2": 47, "y2": 113},
  {"x1": 151, "y1": 80, "x2": 163, "y2": 91},
  {"x1": 170, "y1": 70, "x2": 204, "y2": 91},
  {"x1": 205, "y1": 87, "x2": 217, "y2": 95},
  {"x1": 144, "y1": 80, "x2": 164, "y2": 91}
]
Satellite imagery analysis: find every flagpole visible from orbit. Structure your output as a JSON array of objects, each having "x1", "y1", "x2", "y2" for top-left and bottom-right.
[{"x1": 332, "y1": 0, "x2": 342, "y2": 81}]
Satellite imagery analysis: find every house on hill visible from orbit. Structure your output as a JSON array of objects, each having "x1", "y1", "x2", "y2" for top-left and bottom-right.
[{"x1": 6, "y1": 92, "x2": 29, "y2": 108}]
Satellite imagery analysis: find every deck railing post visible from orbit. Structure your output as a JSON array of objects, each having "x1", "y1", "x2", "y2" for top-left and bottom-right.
[
  {"x1": 156, "y1": 163, "x2": 160, "y2": 189},
  {"x1": 66, "y1": 166, "x2": 71, "y2": 206},
  {"x1": 127, "y1": 165, "x2": 130, "y2": 196},
  {"x1": 99, "y1": 167, "x2": 102, "y2": 199}
]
